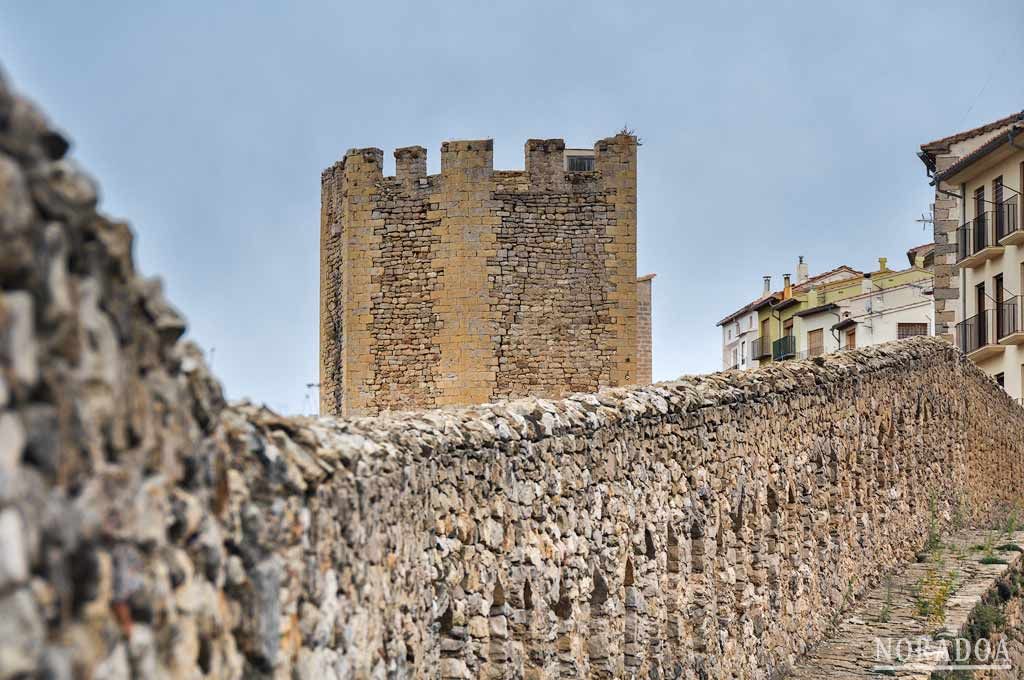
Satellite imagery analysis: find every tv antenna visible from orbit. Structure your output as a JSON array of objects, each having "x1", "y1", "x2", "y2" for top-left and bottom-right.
[{"x1": 915, "y1": 204, "x2": 934, "y2": 230}]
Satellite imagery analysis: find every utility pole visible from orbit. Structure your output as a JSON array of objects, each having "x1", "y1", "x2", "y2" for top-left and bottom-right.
[{"x1": 304, "y1": 382, "x2": 320, "y2": 416}]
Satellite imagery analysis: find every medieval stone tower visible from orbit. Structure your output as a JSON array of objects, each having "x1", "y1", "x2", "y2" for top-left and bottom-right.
[{"x1": 319, "y1": 134, "x2": 651, "y2": 416}]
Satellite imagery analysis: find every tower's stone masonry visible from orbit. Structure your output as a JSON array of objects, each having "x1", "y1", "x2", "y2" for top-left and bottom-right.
[
  {"x1": 636, "y1": 273, "x2": 654, "y2": 384},
  {"x1": 320, "y1": 135, "x2": 643, "y2": 416}
]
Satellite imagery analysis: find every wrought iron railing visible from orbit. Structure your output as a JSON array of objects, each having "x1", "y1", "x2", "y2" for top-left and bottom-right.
[
  {"x1": 998, "y1": 296, "x2": 1021, "y2": 339},
  {"x1": 957, "y1": 200, "x2": 1019, "y2": 262},
  {"x1": 772, "y1": 335, "x2": 796, "y2": 361},
  {"x1": 996, "y1": 196, "x2": 1020, "y2": 241},
  {"x1": 956, "y1": 309, "x2": 997, "y2": 354},
  {"x1": 957, "y1": 213, "x2": 994, "y2": 261},
  {"x1": 752, "y1": 336, "x2": 772, "y2": 361}
]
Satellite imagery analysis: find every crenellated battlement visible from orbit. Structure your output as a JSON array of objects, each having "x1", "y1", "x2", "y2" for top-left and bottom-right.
[
  {"x1": 321, "y1": 132, "x2": 644, "y2": 416},
  {"x1": 334, "y1": 133, "x2": 637, "y2": 196}
]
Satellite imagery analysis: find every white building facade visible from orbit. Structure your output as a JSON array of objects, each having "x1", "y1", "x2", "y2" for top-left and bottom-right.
[
  {"x1": 717, "y1": 275, "x2": 774, "y2": 370},
  {"x1": 793, "y1": 278, "x2": 934, "y2": 357},
  {"x1": 920, "y1": 113, "x2": 1024, "y2": 399},
  {"x1": 719, "y1": 310, "x2": 760, "y2": 370}
]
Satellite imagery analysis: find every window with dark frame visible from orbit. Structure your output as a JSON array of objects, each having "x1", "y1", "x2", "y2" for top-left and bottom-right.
[
  {"x1": 567, "y1": 156, "x2": 595, "y2": 172},
  {"x1": 996, "y1": 274, "x2": 1005, "y2": 337},
  {"x1": 995, "y1": 372, "x2": 1005, "y2": 388},
  {"x1": 995, "y1": 176, "x2": 1005, "y2": 237},
  {"x1": 974, "y1": 186, "x2": 987, "y2": 251},
  {"x1": 977, "y1": 281, "x2": 987, "y2": 347},
  {"x1": 897, "y1": 323, "x2": 928, "y2": 339}
]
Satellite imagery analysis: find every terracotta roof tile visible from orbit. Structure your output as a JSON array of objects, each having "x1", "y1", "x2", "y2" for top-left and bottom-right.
[
  {"x1": 920, "y1": 111, "x2": 1023, "y2": 153},
  {"x1": 794, "y1": 265, "x2": 862, "y2": 291},
  {"x1": 933, "y1": 124, "x2": 1023, "y2": 182},
  {"x1": 717, "y1": 265, "x2": 861, "y2": 326},
  {"x1": 716, "y1": 292, "x2": 778, "y2": 326}
]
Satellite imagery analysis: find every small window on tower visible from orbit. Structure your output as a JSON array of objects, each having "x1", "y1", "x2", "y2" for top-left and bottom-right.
[{"x1": 567, "y1": 156, "x2": 595, "y2": 171}]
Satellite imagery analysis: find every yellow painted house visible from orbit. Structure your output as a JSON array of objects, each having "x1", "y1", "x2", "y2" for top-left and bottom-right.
[{"x1": 749, "y1": 255, "x2": 934, "y2": 364}]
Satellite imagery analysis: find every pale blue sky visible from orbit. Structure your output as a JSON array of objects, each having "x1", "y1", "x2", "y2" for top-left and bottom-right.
[{"x1": 3, "y1": 2, "x2": 1022, "y2": 413}]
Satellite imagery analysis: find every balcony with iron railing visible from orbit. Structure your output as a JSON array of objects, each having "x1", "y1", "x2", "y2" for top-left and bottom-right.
[
  {"x1": 752, "y1": 336, "x2": 772, "y2": 361},
  {"x1": 772, "y1": 335, "x2": 796, "y2": 361},
  {"x1": 956, "y1": 309, "x2": 1004, "y2": 361},
  {"x1": 957, "y1": 199, "x2": 1020, "y2": 267},
  {"x1": 997, "y1": 196, "x2": 1022, "y2": 246},
  {"x1": 997, "y1": 295, "x2": 1024, "y2": 346}
]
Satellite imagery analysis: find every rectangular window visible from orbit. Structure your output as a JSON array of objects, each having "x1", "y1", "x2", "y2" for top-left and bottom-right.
[
  {"x1": 995, "y1": 372, "x2": 1005, "y2": 388},
  {"x1": 567, "y1": 156, "x2": 595, "y2": 172},
  {"x1": 741, "y1": 340, "x2": 746, "y2": 364},
  {"x1": 975, "y1": 186, "x2": 987, "y2": 250},
  {"x1": 995, "y1": 176, "x2": 1005, "y2": 238},
  {"x1": 807, "y1": 328, "x2": 823, "y2": 356},
  {"x1": 783, "y1": 318, "x2": 793, "y2": 337},
  {"x1": 897, "y1": 323, "x2": 928, "y2": 339},
  {"x1": 977, "y1": 281, "x2": 988, "y2": 347},
  {"x1": 996, "y1": 274, "x2": 1005, "y2": 337}
]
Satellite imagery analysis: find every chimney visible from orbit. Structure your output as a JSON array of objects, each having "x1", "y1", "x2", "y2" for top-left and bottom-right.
[
  {"x1": 878, "y1": 257, "x2": 888, "y2": 271},
  {"x1": 783, "y1": 274, "x2": 792, "y2": 299},
  {"x1": 797, "y1": 256, "x2": 809, "y2": 283},
  {"x1": 762, "y1": 275, "x2": 771, "y2": 296}
]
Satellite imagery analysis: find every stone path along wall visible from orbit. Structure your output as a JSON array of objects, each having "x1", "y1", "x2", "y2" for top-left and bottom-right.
[{"x1": 2, "y1": 66, "x2": 1024, "y2": 679}]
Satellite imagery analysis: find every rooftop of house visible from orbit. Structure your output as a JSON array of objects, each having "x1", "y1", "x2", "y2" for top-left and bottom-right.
[
  {"x1": 905, "y1": 242, "x2": 935, "y2": 266},
  {"x1": 933, "y1": 122, "x2": 1024, "y2": 183},
  {"x1": 718, "y1": 257, "x2": 933, "y2": 327},
  {"x1": 920, "y1": 111, "x2": 1024, "y2": 153},
  {"x1": 716, "y1": 292, "x2": 779, "y2": 327},
  {"x1": 717, "y1": 265, "x2": 863, "y2": 327}
]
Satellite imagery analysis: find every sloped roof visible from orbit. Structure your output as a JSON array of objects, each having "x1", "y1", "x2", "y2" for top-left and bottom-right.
[
  {"x1": 717, "y1": 265, "x2": 861, "y2": 327},
  {"x1": 716, "y1": 292, "x2": 778, "y2": 326},
  {"x1": 920, "y1": 111, "x2": 1024, "y2": 153},
  {"x1": 933, "y1": 124, "x2": 1024, "y2": 182},
  {"x1": 794, "y1": 302, "x2": 839, "y2": 318},
  {"x1": 906, "y1": 242, "x2": 935, "y2": 266},
  {"x1": 795, "y1": 265, "x2": 862, "y2": 292}
]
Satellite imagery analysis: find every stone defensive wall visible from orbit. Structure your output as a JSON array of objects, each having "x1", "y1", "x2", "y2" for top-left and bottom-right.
[
  {"x1": 319, "y1": 135, "x2": 640, "y2": 417},
  {"x1": 3, "y1": 68, "x2": 1024, "y2": 679}
]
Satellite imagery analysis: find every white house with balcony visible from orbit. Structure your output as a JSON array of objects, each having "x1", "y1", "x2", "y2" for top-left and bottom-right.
[{"x1": 717, "y1": 276, "x2": 774, "y2": 370}]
